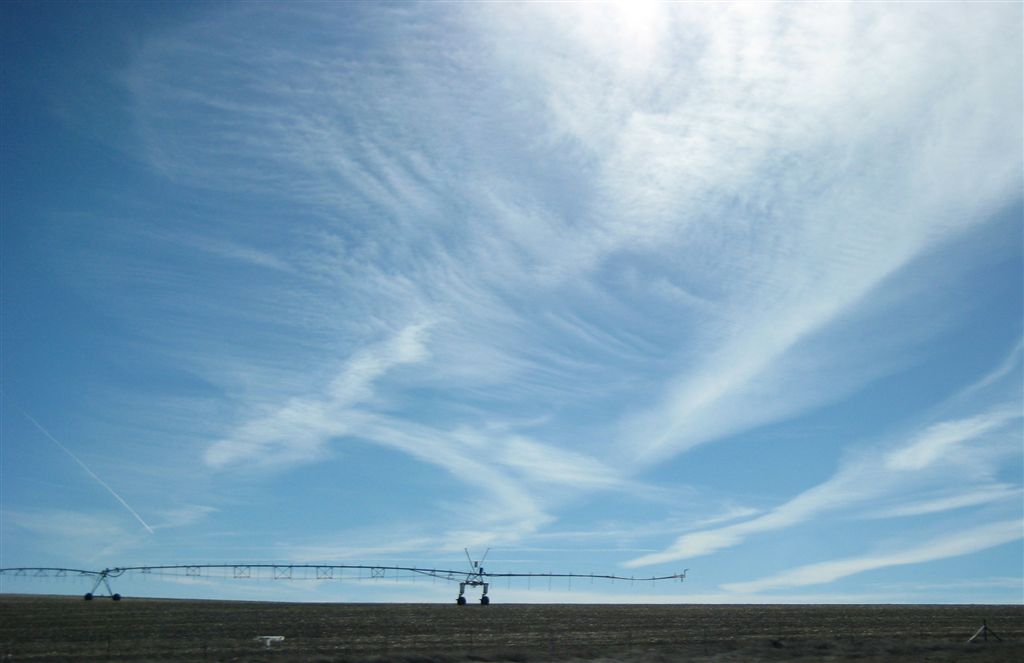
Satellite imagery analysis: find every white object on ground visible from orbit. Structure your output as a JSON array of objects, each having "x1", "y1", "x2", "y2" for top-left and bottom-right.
[{"x1": 255, "y1": 635, "x2": 285, "y2": 648}]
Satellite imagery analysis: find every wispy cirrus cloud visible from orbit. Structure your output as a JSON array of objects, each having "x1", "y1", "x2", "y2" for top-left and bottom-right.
[
  {"x1": 722, "y1": 520, "x2": 1023, "y2": 593},
  {"x1": 123, "y1": 2, "x2": 1021, "y2": 470},
  {"x1": 203, "y1": 322, "x2": 433, "y2": 469},
  {"x1": 868, "y1": 485, "x2": 1023, "y2": 520},
  {"x1": 97, "y1": 1, "x2": 1021, "y2": 578},
  {"x1": 4, "y1": 0, "x2": 1022, "y2": 610},
  {"x1": 151, "y1": 504, "x2": 218, "y2": 531},
  {"x1": 626, "y1": 397, "x2": 1022, "y2": 568},
  {"x1": 201, "y1": 318, "x2": 632, "y2": 545},
  {"x1": 4, "y1": 509, "x2": 146, "y2": 564},
  {"x1": 884, "y1": 408, "x2": 1021, "y2": 472}
]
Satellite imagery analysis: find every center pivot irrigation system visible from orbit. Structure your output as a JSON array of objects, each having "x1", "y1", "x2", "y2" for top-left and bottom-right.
[{"x1": 1, "y1": 550, "x2": 687, "y2": 605}]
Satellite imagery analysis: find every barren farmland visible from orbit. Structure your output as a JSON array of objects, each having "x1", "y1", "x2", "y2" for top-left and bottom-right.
[{"x1": 0, "y1": 595, "x2": 1021, "y2": 662}]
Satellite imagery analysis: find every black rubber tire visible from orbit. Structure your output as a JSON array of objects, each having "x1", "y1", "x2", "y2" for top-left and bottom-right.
[
  {"x1": 456, "y1": 596, "x2": 467, "y2": 605},
  {"x1": 84, "y1": 593, "x2": 93, "y2": 601},
  {"x1": 112, "y1": 594, "x2": 122, "y2": 601},
  {"x1": 480, "y1": 596, "x2": 490, "y2": 605}
]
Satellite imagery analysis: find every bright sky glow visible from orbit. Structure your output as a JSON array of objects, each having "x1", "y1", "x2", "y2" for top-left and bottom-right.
[{"x1": 1, "y1": 2, "x2": 1022, "y2": 604}]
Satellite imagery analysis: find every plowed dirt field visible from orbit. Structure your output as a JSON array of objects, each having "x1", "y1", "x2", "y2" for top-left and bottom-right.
[{"x1": 1, "y1": 595, "x2": 1020, "y2": 661}]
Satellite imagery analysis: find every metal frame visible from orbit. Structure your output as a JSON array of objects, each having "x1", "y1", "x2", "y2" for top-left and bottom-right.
[
  {"x1": 0, "y1": 567, "x2": 131, "y2": 601},
  {"x1": 1, "y1": 556, "x2": 687, "y2": 605}
]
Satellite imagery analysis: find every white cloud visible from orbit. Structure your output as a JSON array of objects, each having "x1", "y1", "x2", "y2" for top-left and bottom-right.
[
  {"x1": 345, "y1": 416, "x2": 554, "y2": 540},
  {"x1": 884, "y1": 408, "x2": 1020, "y2": 472},
  {"x1": 954, "y1": 339, "x2": 1024, "y2": 402},
  {"x1": 692, "y1": 505, "x2": 763, "y2": 529},
  {"x1": 3, "y1": 509, "x2": 145, "y2": 564},
  {"x1": 626, "y1": 402, "x2": 1022, "y2": 568},
  {"x1": 591, "y1": 4, "x2": 1024, "y2": 464},
  {"x1": 624, "y1": 473, "x2": 861, "y2": 567},
  {"x1": 125, "y1": 3, "x2": 1022, "y2": 478},
  {"x1": 280, "y1": 537, "x2": 440, "y2": 565},
  {"x1": 151, "y1": 504, "x2": 218, "y2": 530},
  {"x1": 869, "y1": 486, "x2": 1023, "y2": 519},
  {"x1": 202, "y1": 322, "x2": 432, "y2": 469},
  {"x1": 108, "y1": 2, "x2": 1022, "y2": 583},
  {"x1": 723, "y1": 520, "x2": 1024, "y2": 593},
  {"x1": 187, "y1": 238, "x2": 294, "y2": 273}
]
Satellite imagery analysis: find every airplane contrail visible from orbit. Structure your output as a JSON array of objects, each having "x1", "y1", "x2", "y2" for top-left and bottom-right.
[{"x1": 14, "y1": 405, "x2": 155, "y2": 534}]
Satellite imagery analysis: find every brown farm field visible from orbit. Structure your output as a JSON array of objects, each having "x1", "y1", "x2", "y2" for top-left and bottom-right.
[{"x1": 0, "y1": 595, "x2": 1021, "y2": 662}]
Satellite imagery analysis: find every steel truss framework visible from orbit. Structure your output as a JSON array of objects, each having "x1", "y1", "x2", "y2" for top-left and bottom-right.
[{"x1": 0, "y1": 563, "x2": 687, "y2": 604}]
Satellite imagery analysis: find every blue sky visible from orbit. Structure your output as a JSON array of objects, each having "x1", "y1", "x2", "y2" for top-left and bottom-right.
[{"x1": 1, "y1": 2, "x2": 1021, "y2": 604}]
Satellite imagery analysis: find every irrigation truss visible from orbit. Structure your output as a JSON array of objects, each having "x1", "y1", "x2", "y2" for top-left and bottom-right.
[{"x1": 0, "y1": 560, "x2": 687, "y2": 605}]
